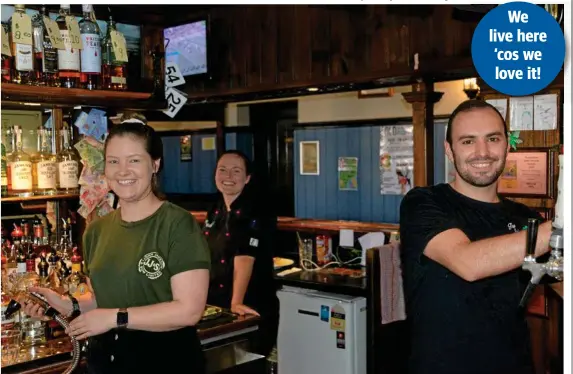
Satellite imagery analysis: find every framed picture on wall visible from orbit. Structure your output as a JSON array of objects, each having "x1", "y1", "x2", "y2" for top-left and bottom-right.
[
  {"x1": 300, "y1": 140, "x2": 320, "y2": 175},
  {"x1": 497, "y1": 147, "x2": 555, "y2": 198}
]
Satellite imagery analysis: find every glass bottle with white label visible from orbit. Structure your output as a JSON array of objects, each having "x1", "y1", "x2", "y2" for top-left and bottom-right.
[
  {"x1": 79, "y1": 4, "x2": 101, "y2": 90},
  {"x1": 8, "y1": 125, "x2": 33, "y2": 197},
  {"x1": 9, "y1": 4, "x2": 35, "y2": 85},
  {"x1": 32, "y1": 127, "x2": 57, "y2": 196},
  {"x1": 56, "y1": 4, "x2": 80, "y2": 88},
  {"x1": 32, "y1": 6, "x2": 59, "y2": 87},
  {"x1": 56, "y1": 126, "x2": 79, "y2": 195}
]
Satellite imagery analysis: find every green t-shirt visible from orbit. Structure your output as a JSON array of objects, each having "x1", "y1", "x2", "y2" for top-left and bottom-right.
[{"x1": 83, "y1": 201, "x2": 211, "y2": 309}]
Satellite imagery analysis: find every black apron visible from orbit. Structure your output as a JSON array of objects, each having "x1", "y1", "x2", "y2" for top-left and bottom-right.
[
  {"x1": 202, "y1": 193, "x2": 279, "y2": 356},
  {"x1": 85, "y1": 326, "x2": 205, "y2": 374}
]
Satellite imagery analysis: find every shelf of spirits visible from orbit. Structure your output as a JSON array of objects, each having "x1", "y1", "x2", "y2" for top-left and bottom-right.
[
  {"x1": 1, "y1": 4, "x2": 162, "y2": 110},
  {"x1": 2, "y1": 125, "x2": 81, "y2": 201},
  {"x1": 1, "y1": 194, "x2": 80, "y2": 203}
]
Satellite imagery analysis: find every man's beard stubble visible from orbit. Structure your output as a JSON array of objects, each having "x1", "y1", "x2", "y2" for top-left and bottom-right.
[{"x1": 452, "y1": 150, "x2": 507, "y2": 188}]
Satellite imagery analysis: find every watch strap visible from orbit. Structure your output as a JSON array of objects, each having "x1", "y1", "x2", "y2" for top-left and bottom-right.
[
  {"x1": 117, "y1": 308, "x2": 128, "y2": 329},
  {"x1": 67, "y1": 293, "x2": 81, "y2": 319}
]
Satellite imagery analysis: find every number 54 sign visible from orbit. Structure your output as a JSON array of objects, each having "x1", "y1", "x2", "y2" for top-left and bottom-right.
[{"x1": 163, "y1": 62, "x2": 187, "y2": 118}]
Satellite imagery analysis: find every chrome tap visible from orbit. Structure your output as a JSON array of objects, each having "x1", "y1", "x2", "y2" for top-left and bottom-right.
[
  {"x1": 4, "y1": 291, "x2": 81, "y2": 374},
  {"x1": 519, "y1": 152, "x2": 565, "y2": 307}
]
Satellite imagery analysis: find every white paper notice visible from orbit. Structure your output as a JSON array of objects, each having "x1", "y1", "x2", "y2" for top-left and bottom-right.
[
  {"x1": 358, "y1": 232, "x2": 386, "y2": 266},
  {"x1": 533, "y1": 94, "x2": 558, "y2": 130},
  {"x1": 485, "y1": 99, "x2": 508, "y2": 121},
  {"x1": 509, "y1": 97, "x2": 534, "y2": 131},
  {"x1": 339, "y1": 229, "x2": 354, "y2": 247},
  {"x1": 165, "y1": 62, "x2": 186, "y2": 88}
]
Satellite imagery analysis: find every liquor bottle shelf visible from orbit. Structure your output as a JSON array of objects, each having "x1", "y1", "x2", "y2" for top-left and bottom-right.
[
  {"x1": 1, "y1": 194, "x2": 80, "y2": 203},
  {"x1": 1, "y1": 83, "x2": 165, "y2": 110}
]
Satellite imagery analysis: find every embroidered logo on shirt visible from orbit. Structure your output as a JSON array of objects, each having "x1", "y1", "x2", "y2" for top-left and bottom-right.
[
  {"x1": 138, "y1": 252, "x2": 166, "y2": 280},
  {"x1": 249, "y1": 238, "x2": 259, "y2": 247},
  {"x1": 507, "y1": 222, "x2": 519, "y2": 233},
  {"x1": 205, "y1": 219, "x2": 214, "y2": 229}
]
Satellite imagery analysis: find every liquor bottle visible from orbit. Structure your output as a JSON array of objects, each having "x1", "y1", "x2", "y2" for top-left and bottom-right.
[
  {"x1": 56, "y1": 4, "x2": 80, "y2": 88},
  {"x1": 102, "y1": 15, "x2": 127, "y2": 91},
  {"x1": 56, "y1": 126, "x2": 79, "y2": 194},
  {"x1": 79, "y1": 4, "x2": 101, "y2": 90},
  {"x1": 10, "y1": 5, "x2": 35, "y2": 85},
  {"x1": 32, "y1": 6, "x2": 58, "y2": 87},
  {"x1": 64, "y1": 248, "x2": 88, "y2": 298},
  {"x1": 1, "y1": 22, "x2": 13, "y2": 83},
  {"x1": 8, "y1": 125, "x2": 33, "y2": 197},
  {"x1": 37, "y1": 251, "x2": 50, "y2": 287},
  {"x1": 32, "y1": 127, "x2": 57, "y2": 196},
  {"x1": 5, "y1": 127, "x2": 14, "y2": 195},
  {"x1": 1, "y1": 141, "x2": 7, "y2": 196}
]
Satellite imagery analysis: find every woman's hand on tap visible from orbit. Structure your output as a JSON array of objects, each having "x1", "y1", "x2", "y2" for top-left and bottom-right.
[{"x1": 20, "y1": 287, "x2": 70, "y2": 319}]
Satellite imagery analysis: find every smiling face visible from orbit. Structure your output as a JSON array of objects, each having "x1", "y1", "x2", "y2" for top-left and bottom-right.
[
  {"x1": 445, "y1": 107, "x2": 509, "y2": 188},
  {"x1": 215, "y1": 153, "x2": 251, "y2": 198},
  {"x1": 105, "y1": 135, "x2": 160, "y2": 203}
]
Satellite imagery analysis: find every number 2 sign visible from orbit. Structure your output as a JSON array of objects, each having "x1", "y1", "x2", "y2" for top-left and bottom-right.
[{"x1": 163, "y1": 62, "x2": 187, "y2": 118}]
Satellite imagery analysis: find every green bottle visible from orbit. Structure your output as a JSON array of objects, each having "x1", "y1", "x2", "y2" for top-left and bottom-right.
[{"x1": 1, "y1": 142, "x2": 7, "y2": 196}]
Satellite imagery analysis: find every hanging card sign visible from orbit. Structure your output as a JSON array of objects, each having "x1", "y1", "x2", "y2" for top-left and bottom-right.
[
  {"x1": 43, "y1": 17, "x2": 65, "y2": 50},
  {"x1": 110, "y1": 30, "x2": 128, "y2": 62},
  {"x1": 11, "y1": 11, "x2": 33, "y2": 45},
  {"x1": 163, "y1": 87, "x2": 188, "y2": 118},
  {"x1": 1, "y1": 27, "x2": 11, "y2": 56},
  {"x1": 64, "y1": 16, "x2": 82, "y2": 49},
  {"x1": 165, "y1": 62, "x2": 186, "y2": 88}
]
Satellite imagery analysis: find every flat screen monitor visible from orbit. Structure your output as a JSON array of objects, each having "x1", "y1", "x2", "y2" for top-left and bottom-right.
[{"x1": 163, "y1": 19, "x2": 208, "y2": 77}]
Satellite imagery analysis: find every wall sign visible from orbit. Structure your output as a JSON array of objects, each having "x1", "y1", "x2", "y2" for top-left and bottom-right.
[
  {"x1": 163, "y1": 62, "x2": 187, "y2": 119},
  {"x1": 498, "y1": 147, "x2": 554, "y2": 198}
]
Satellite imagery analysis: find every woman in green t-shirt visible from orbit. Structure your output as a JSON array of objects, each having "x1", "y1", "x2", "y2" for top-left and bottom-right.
[{"x1": 22, "y1": 114, "x2": 211, "y2": 374}]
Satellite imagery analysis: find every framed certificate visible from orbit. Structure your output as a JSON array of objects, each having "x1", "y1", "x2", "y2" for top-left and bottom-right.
[{"x1": 498, "y1": 147, "x2": 555, "y2": 198}]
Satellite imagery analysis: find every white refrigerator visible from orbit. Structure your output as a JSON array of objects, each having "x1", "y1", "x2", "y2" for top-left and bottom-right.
[{"x1": 277, "y1": 286, "x2": 367, "y2": 374}]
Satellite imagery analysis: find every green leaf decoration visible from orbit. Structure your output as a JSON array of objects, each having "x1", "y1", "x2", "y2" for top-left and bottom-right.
[{"x1": 508, "y1": 131, "x2": 523, "y2": 151}]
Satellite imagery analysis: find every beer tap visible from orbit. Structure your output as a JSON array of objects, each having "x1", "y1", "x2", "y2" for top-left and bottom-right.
[
  {"x1": 3, "y1": 291, "x2": 81, "y2": 374},
  {"x1": 519, "y1": 151, "x2": 564, "y2": 307}
]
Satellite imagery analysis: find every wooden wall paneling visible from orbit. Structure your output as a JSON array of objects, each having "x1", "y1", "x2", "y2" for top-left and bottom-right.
[
  {"x1": 369, "y1": 6, "x2": 390, "y2": 72},
  {"x1": 245, "y1": 6, "x2": 262, "y2": 88},
  {"x1": 276, "y1": 6, "x2": 295, "y2": 84},
  {"x1": 293, "y1": 6, "x2": 312, "y2": 82},
  {"x1": 309, "y1": 6, "x2": 332, "y2": 80},
  {"x1": 260, "y1": 6, "x2": 278, "y2": 86},
  {"x1": 141, "y1": 24, "x2": 164, "y2": 83}
]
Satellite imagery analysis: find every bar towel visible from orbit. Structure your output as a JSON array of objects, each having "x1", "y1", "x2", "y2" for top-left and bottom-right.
[{"x1": 378, "y1": 242, "x2": 406, "y2": 324}]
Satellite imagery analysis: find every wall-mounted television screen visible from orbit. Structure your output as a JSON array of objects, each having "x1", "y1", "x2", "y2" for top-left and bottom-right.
[{"x1": 163, "y1": 20, "x2": 208, "y2": 77}]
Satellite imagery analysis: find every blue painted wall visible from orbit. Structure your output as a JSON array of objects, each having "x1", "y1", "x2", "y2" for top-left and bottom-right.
[
  {"x1": 294, "y1": 121, "x2": 449, "y2": 224},
  {"x1": 161, "y1": 132, "x2": 253, "y2": 194}
]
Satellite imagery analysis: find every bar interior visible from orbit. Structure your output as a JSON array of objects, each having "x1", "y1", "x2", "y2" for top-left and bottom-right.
[{"x1": 0, "y1": 3, "x2": 566, "y2": 374}]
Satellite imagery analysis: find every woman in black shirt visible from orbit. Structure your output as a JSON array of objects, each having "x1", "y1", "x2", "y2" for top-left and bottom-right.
[{"x1": 203, "y1": 150, "x2": 279, "y2": 356}]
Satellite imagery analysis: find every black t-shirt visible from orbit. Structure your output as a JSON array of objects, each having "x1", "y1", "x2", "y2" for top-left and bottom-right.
[
  {"x1": 399, "y1": 183, "x2": 543, "y2": 374},
  {"x1": 203, "y1": 192, "x2": 278, "y2": 314}
]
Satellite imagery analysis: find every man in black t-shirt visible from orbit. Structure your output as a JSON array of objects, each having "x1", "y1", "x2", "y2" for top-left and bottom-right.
[{"x1": 399, "y1": 100, "x2": 553, "y2": 374}]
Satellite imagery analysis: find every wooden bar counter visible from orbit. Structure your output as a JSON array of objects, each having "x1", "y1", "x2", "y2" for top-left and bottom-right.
[{"x1": 2, "y1": 314, "x2": 261, "y2": 374}]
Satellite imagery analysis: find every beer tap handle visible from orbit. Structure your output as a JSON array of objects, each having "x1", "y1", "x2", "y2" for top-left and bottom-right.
[{"x1": 525, "y1": 218, "x2": 539, "y2": 257}]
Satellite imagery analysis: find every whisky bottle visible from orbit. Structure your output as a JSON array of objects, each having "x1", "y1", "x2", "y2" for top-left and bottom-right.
[
  {"x1": 1, "y1": 22, "x2": 13, "y2": 83},
  {"x1": 64, "y1": 248, "x2": 88, "y2": 298},
  {"x1": 56, "y1": 4, "x2": 80, "y2": 88},
  {"x1": 79, "y1": 4, "x2": 101, "y2": 90},
  {"x1": 32, "y1": 127, "x2": 57, "y2": 196},
  {"x1": 32, "y1": 6, "x2": 58, "y2": 87},
  {"x1": 10, "y1": 4, "x2": 35, "y2": 85},
  {"x1": 102, "y1": 15, "x2": 127, "y2": 91},
  {"x1": 8, "y1": 125, "x2": 34, "y2": 197},
  {"x1": 56, "y1": 126, "x2": 79, "y2": 194}
]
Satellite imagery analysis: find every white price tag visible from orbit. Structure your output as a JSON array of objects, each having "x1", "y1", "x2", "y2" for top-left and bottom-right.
[
  {"x1": 163, "y1": 87, "x2": 187, "y2": 118},
  {"x1": 165, "y1": 62, "x2": 186, "y2": 88}
]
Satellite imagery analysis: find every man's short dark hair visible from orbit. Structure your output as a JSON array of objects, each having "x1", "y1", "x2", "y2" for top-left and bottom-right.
[{"x1": 446, "y1": 99, "x2": 507, "y2": 145}]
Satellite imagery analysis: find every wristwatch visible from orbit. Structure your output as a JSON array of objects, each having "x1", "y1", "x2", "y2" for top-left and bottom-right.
[
  {"x1": 117, "y1": 308, "x2": 128, "y2": 329},
  {"x1": 67, "y1": 293, "x2": 81, "y2": 319}
]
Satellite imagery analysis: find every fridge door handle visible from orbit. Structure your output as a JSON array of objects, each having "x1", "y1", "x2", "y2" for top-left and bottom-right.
[{"x1": 297, "y1": 309, "x2": 319, "y2": 317}]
